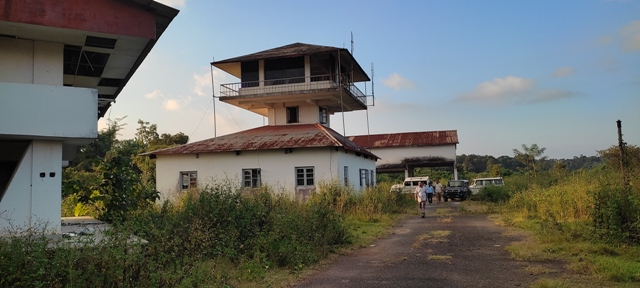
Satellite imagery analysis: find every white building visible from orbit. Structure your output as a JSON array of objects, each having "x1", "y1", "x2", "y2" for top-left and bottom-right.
[
  {"x1": 348, "y1": 131, "x2": 459, "y2": 179},
  {"x1": 0, "y1": 0, "x2": 178, "y2": 233},
  {"x1": 147, "y1": 43, "x2": 378, "y2": 201}
]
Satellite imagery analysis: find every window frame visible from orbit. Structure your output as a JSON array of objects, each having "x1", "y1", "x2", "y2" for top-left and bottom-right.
[
  {"x1": 242, "y1": 168, "x2": 261, "y2": 188},
  {"x1": 180, "y1": 171, "x2": 197, "y2": 190},
  {"x1": 343, "y1": 166, "x2": 349, "y2": 186},
  {"x1": 359, "y1": 169, "x2": 369, "y2": 187},
  {"x1": 295, "y1": 166, "x2": 314, "y2": 187},
  {"x1": 287, "y1": 106, "x2": 299, "y2": 123},
  {"x1": 319, "y1": 107, "x2": 328, "y2": 124}
]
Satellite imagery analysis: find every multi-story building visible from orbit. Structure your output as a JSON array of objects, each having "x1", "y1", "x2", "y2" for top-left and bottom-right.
[
  {"x1": 147, "y1": 43, "x2": 378, "y2": 201},
  {"x1": 0, "y1": 0, "x2": 178, "y2": 233}
]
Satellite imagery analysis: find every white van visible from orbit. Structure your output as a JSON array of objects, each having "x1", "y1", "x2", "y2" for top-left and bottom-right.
[
  {"x1": 469, "y1": 177, "x2": 504, "y2": 195},
  {"x1": 397, "y1": 176, "x2": 430, "y2": 194}
]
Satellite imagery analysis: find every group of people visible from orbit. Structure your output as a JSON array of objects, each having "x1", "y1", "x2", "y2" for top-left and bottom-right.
[{"x1": 414, "y1": 180, "x2": 444, "y2": 218}]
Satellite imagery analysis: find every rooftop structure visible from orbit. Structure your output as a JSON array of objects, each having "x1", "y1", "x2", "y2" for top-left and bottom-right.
[{"x1": 212, "y1": 42, "x2": 373, "y2": 122}]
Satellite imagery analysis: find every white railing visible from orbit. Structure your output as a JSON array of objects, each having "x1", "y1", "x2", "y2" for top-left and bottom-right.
[{"x1": 219, "y1": 74, "x2": 367, "y2": 106}]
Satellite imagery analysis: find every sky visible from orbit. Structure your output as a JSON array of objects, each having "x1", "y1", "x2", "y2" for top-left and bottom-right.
[{"x1": 101, "y1": 0, "x2": 640, "y2": 159}]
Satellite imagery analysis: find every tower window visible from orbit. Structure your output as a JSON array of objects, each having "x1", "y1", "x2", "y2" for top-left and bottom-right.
[
  {"x1": 287, "y1": 106, "x2": 299, "y2": 123},
  {"x1": 319, "y1": 107, "x2": 328, "y2": 124}
]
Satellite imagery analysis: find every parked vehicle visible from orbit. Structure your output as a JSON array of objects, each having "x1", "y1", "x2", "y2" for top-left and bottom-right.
[
  {"x1": 443, "y1": 179, "x2": 470, "y2": 201},
  {"x1": 469, "y1": 177, "x2": 504, "y2": 195},
  {"x1": 390, "y1": 176, "x2": 430, "y2": 194},
  {"x1": 390, "y1": 183, "x2": 404, "y2": 193}
]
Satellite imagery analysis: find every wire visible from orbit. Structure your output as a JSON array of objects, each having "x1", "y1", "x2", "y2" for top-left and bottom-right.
[
  {"x1": 223, "y1": 101, "x2": 242, "y2": 130},
  {"x1": 190, "y1": 97, "x2": 212, "y2": 138}
]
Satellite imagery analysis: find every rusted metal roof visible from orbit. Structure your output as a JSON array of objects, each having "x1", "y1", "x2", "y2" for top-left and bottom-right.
[
  {"x1": 347, "y1": 130, "x2": 459, "y2": 149},
  {"x1": 211, "y1": 42, "x2": 370, "y2": 82},
  {"x1": 145, "y1": 124, "x2": 378, "y2": 159}
]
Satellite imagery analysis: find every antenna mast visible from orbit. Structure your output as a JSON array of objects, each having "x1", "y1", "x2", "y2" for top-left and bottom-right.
[
  {"x1": 210, "y1": 59, "x2": 217, "y2": 138},
  {"x1": 366, "y1": 63, "x2": 374, "y2": 148}
]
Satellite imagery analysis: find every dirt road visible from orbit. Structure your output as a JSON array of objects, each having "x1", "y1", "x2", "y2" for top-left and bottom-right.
[{"x1": 293, "y1": 202, "x2": 543, "y2": 288}]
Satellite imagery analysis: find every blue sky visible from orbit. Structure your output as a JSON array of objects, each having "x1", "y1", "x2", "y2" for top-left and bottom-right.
[{"x1": 103, "y1": 0, "x2": 640, "y2": 159}]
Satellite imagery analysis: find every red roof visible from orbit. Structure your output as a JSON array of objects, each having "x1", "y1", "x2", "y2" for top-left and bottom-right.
[
  {"x1": 145, "y1": 124, "x2": 378, "y2": 159},
  {"x1": 347, "y1": 130, "x2": 458, "y2": 149}
]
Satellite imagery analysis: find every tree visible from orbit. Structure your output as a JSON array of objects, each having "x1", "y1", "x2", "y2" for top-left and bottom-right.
[
  {"x1": 513, "y1": 144, "x2": 548, "y2": 186},
  {"x1": 63, "y1": 118, "x2": 189, "y2": 222}
]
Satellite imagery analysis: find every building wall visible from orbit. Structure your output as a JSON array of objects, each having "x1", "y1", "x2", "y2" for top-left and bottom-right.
[
  {"x1": 0, "y1": 37, "x2": 96, "y2": 234},
  {"x1": 269, "y1": 102, "x2": 327, "y2": 126},
  {"x1": 155, "y1": 147, "x2": 376, "y2": 202},
  {"x1": 0, "y1": 141, "x2": 62, "y2": 233},
  {"x1": 336, "y1": 150, "x2": 377, "y2": 190},
  {"x1": 0, "y1": 38, "x2": 63, "y2": 85}
]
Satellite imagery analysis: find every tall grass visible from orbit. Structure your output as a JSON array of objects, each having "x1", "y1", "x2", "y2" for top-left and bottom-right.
[{"x1": 506, "y1": 173, "x2": 596, "y2": 223}]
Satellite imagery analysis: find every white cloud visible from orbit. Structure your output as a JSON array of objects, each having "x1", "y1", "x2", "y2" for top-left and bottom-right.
[
  {"x1": 163, "y1": 99, "x2": 181, "y2": 111},
  {"x1": 382, "y1": 73, "x2": 416, "y2": 90},
  {"x1": 457, "y1": 76, "x2": 534, "y2": 103},
  {"x1": 193, "y1": 69, "x2": 231, "y2": 97},
  {"x1": 620, "y1": 20, "x2": 640, "y2": 52},
  {"x1": 456, "y1": 76, "x2": 578, "y2": 105},
  {"x1": 155, "y1": 0, "x2": 185, "y2": 8},
  {"x1": 144, "y1": 89, "x2": 162, "y2": 99},
  {"x1": 553, "y1": 67, "x2": 575, "y2": 78},
  {"x1": 192, "y1": 72, "x2": 211, "y2": 97}
]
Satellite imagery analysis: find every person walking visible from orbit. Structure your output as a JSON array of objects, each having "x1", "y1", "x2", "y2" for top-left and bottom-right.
[
  {"x1": 426, "y1": 183, "x2": 434, "y2": 205},
  {"x1": 434, "y1": 180, "x2": 443, "y2": 203},
  {"x1": 414, "y1": 181, "x2": 428, "y2": 218}
]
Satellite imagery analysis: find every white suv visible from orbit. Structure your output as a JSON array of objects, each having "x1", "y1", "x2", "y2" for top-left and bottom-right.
[
  {"x1": 469, "y1": 177, "x2": 504, "y2": 195},
  {"x1": 390, "y1": 176, "x2": 430, "y2": 194}
]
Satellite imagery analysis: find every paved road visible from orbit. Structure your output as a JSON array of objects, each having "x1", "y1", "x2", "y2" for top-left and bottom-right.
[{"x1": 293, "y1": 202, "x2": 539, "y2": 288}]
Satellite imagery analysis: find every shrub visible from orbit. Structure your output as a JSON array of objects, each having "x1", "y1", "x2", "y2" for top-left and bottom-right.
[{"x1": 474, "y1": 185, "x2": 512, "y2": 203}]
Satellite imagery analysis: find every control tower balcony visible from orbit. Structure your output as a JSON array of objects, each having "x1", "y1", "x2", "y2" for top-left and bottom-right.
[{"x1": 219, "y1": 73, "x2": 367, "y2": 116}]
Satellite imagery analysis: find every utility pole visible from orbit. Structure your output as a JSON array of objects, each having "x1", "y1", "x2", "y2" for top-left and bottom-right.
[{"x1": 617, "y1": 120, "x2": 627, "y2": 186}]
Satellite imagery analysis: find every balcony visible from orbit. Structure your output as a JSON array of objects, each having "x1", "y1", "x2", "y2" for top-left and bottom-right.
[{"x1": 218, "y1": 74, "x2": 368, "y2": 115}]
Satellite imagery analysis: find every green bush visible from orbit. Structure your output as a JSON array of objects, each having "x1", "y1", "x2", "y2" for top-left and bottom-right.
[
  {"x1": 474, "y1": 185, "x2": 512, "y2": 203},
  {"x1": 593, "y1": 184, "x2": 640, "y2": 244}
]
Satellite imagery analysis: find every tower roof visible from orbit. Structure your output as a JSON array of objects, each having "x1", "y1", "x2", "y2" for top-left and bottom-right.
[{"x1": 212, "y1": 42, "x2": 371, "y2": 82}]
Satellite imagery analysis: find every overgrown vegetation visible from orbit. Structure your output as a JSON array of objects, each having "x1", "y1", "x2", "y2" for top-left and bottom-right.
[
  {"x1": 1, "y1": 180, "x2": 413, "y2": 287},
  {"x1": 496, "y1": 144, "x2": 640, "y2": 286}
]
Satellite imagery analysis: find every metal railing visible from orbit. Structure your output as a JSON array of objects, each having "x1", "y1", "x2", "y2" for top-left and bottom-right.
[{"x1": 219, "y1": 74, "x2": 367, "y2": 106}]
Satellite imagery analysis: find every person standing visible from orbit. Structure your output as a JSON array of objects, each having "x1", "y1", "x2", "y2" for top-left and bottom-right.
[
  {"x1": 426, "y1": 183, "x2": 434, "y2": 205},
  {"x1": 434, "y1": 180, "x2": 443, "y2": 203},
  {"x1": 414, "y1": 181, "x2": 428, "y2": 218}
]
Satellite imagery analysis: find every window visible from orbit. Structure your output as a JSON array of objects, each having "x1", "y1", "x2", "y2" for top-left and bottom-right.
[
  {"x1": 287, "y1": 106, "x2": 299, "y2": 123},
  {"x1": 180, "y1": 171, "x2": 197, "y2": 190},
  {"x1": 242, "y1": 168, "x2": 261, "y2": 188},
  {"x1": 343, "y1": 166, "x2": 349, "y2": 185},
  {"x1": 370, "y1": 170, "x2": 375, "y2": 187},
  {"x1": 296, "y1": 167, "x2": 314, "y2": 186},
  {"x1": 265, "y1": 57, "x2": 305, "y2": 85},
  {"x1": 319, "y1": 107, "x2": 328, "y2": 124},
  {"x1": 310, "y1": 53, "x2": 335, "y2": 82},
  {"x1": 241, "y1": 61, "x2": 259, "y2": 87},
  {"x1": 359, "y1": 169, "x2": 369, "y2": 187}
]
